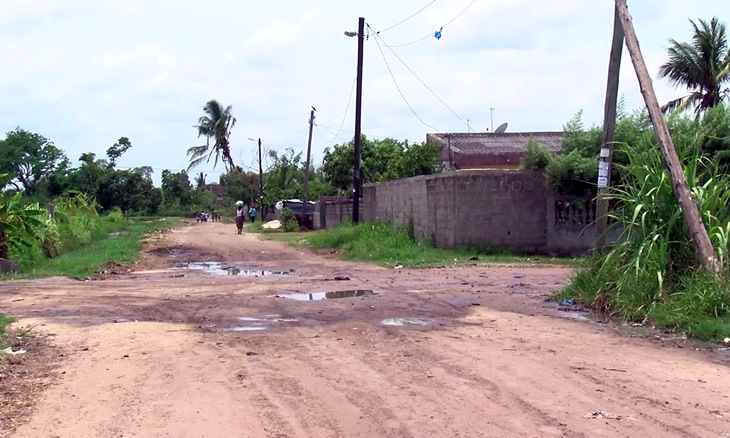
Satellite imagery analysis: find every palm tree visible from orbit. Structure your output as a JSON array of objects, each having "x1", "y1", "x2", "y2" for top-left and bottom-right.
[
  {"x1": 659, "y1": 17, "x2": 730, "y2": 115},
  {"x1": 194, "y1": 172, "x2": 207, "y2": 189},
  {"x1": 187, "y1": 100, "x2": 237, "y2": 171}
]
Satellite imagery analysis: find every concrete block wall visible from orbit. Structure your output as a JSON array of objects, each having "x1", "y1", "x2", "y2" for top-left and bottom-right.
[
  {"x1": 451, "y1": 171, "x2": 548, "y2": 252},
  {"x1": 363, "y1": 170, "x2": 599, "y2": 255},
  {"x1": 313, "y1": 196, "x2": 364, "y2": 229}
]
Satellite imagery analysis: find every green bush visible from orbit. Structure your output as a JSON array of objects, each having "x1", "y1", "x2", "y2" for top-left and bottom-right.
[
  {"x1": 107, "y1": 207, "x2": 124, "y2": 223},
  {"x1": 40, "y1": 219, "x2": 61, "y2": 258},
  {"x1": 560, "y1": 142, "x2": 730, "y2": 340},
  {"x1": 281, "y1": 207, "x2": 299, "y2": 232},
  {"x1": 522, "y1": 138, "x2": 552, "y2": 172}
]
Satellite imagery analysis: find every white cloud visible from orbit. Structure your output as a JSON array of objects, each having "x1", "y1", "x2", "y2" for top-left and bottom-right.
[{"x1": 0, "y1": 0, "x2": 723, "y2": 184}]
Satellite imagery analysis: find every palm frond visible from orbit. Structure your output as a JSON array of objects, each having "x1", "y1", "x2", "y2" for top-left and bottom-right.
[
  {"x1": 661, "y1": 93, "x2": 702, "y2": 114},
  {"x1": 186, "y1": 144, "x2": 208, "y2": 158}
]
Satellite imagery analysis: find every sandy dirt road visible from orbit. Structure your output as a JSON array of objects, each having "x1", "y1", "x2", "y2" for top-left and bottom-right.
[{"x1": 1, "y1": 222, "x2": 729, "y2": 438}]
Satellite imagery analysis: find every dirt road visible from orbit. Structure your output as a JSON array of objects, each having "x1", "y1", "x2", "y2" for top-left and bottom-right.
[{"x1": 1, "y1": 222, "x2": 729, "y2": 437}]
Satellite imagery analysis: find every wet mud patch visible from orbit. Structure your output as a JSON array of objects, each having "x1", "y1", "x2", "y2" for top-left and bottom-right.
[
  {"x1": 211, "y1": 314, "x2": 324, "y2": 334},
  {"x1": 177, "y1": 262, "x2": 295, "y2": 277},
  {"x1": 273, "y1": 289, "x2": 376, "y2": 301}
]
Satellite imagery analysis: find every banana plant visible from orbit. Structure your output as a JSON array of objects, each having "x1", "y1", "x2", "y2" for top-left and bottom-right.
[{"x1": 0, "y1": 173, "x2": 46, "y2": 259}]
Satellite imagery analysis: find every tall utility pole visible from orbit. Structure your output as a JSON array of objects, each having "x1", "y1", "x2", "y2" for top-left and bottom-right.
[
  {"x1": 490, "y1": 108, "x2": 495, "y2": 132},
  {"x1": 302, "y1": 107, "x2": 316, "y2": 206},
  {"x1": 257, "y1": 138, "x2": 264, "y2": 214},
  {"x1": 615, "y1": 0, "x2": 721, "y2": 274},
  {"x1": 595, "y1": 4, "x2": 624, "y2": 252},
  {"x1": 352, "y1": 16, "x2": 365, "y2": 224}
]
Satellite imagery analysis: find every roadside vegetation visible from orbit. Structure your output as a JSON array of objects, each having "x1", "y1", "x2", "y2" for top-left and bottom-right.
[
  {"x1": 263, "y1": 222, "x2": 580, "y2": 267},
  {"x1": 553, "y1": 16, "x2": 730, "y2": 341},
  {"x1": 0, "y1": 314, "x2": 13, "y2": 351},
  {"x1": 1, "y1": 184, "x2": 178, "y2": 279},
  {"x1": 556, "y1": 140, "x2": 730, "y2": 341}
]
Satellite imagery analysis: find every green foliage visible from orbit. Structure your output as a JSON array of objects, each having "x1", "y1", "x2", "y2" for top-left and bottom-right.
[
  {"x1": 0, "y1": 314, "x2": 14, "y2": 349},
  {"x1": 106, "y1": 137, "x2": 132, "y2": 168},
  {"x1": 321, "y1": 136, "x2": 442, "y2": 192},
  {"x1": 521, "y1": 138, "x2": 552, "y2": 172},
  {"x1": 40, "y1": 219, "x2": 61, "y2": 258},
  {"x1": 0, "y1": 183, "x2": 46, "y2": 259},
  {"x1": 545, "y1": 150, "x2": 598, "y2": 196},
  {"x1": 658, "y1": 16, "x2": 729, "y2": 114},
  {"x1": 280, "y1": 207, "x2": 299, "y2": 232},
  {"x1": 97, "y1": 168, "x2": 160, "y2": 214},
  {"x1": 12, "y1": 217, "x2": 179, "y2": 279},
  {"x1": 560, "y1": 143, "x2": 730, "y2": 340},
  {"x1": 187, "y1": 100, "x2": 237, "y2": 171},
  {"x1": 161, "y1": 170, "x2": 193, "y2": 206},
  {"x1": 294, "y1": 222, "x2": 577, "y2": 267},
  {"x1": 0, "y1": 128, "x2": 69, "y2": 195}
]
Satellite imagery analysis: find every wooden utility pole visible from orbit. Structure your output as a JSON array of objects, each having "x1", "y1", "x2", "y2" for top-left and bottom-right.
[
  {"x1": 302, "y1": 107, "x2": 316, "y2": 206},
  {"x1": 595, "y1": 4, "x2": 624, "y2": 251},
  {"x1": 257, "y1": 138, "x2": 264, "y2": 215},
  {"x1": 352, "y1": 17, "x2": 365, "y2": 224},
  {"x1": 615, "y1": 0, "x2": 721, "y2": 274}
]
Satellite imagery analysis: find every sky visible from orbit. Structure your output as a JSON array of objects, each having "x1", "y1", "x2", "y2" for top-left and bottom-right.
[{"x1": 0, "y1": 0, "x2": 723, "y2": 185}]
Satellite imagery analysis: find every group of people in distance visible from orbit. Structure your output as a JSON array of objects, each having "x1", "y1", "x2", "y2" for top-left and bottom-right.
[
  {"x1": 235, "y1": 201, "x2": 257, "y2": 234},
  {"x1": 196, "y1": 211, "x2": 220, "y2": 222}
]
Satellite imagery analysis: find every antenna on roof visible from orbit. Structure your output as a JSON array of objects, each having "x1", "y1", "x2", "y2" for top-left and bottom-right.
[{"x1": 494, "y1": 122, "x2": 508, "y2": 134}]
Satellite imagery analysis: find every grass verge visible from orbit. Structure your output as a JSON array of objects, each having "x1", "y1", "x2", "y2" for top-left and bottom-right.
[
  {"x1": 555, "y1": 264, "x2": 730, "y2": 342},
  {"x1": 260, "y1": 222, "x2": 580, "y2": 267},
  {"x1": 0, "y1": 315, "x2": 13, "y2": 350},
  {"x1": 8, "y1": 217, "x2": 179, "y2": 279}
]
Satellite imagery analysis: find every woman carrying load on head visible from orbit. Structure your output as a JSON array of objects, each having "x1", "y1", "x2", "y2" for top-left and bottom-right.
[{"x1": 235, "y1": 201, "x2": 245, "y2": 234}]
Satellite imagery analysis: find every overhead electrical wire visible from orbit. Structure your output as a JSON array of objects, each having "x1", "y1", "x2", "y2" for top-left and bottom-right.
[
  {"x1": 386, "y1": 0, "x2": 478, "y2": 48},
  {"x1": 378, "y1": 0, "x2": 439, "y2": 34},
  {"x1": 320, "y1": 74, "x2": 357, "y2": 143},
  {"x1": 369, "y1": 28, "x2": 441, "y2": 133},
  {"x1": 371, "y1": 28, "x2": 469, "y2": 129}
]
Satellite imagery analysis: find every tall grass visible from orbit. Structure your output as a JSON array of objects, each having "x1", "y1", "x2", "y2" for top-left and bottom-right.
[
  {"x1": 0, "y1": 314, "x2": 13, "y2": 350},
  {"x1": 296, "y1": 222, "x2": 577, "y2": 267},
  {"x1": 560, "y1": 141, "x2": 730, "y2": 340}
]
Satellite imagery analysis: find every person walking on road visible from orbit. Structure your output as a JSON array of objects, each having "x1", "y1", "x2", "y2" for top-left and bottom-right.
[
  {"x1": 249, "y1": 205, "x2": 257, "y2": 223},
  {"x1": 235, "y1": 201, "x2": 245, "y2": 234}
]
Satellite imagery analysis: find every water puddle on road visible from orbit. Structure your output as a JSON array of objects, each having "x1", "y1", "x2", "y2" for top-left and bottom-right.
[
  {"x1": 215, "y1": 314, "x2": 304, "y2": 333},
  {"x1": 274, "y1": 289, "x2": 375, "y2": 301},
  {"x1": 559, "y1": 311, "x2": 591, "y2": 322},
  {"x1": 219, "y1": 326, "x2": 268, "y2": 332},
  {"x1": 381, "y1": 318, "x2": 434, "y2": 327},
  {"x1": 178, "y1": 262, "x2": 294, "y2": 277}
]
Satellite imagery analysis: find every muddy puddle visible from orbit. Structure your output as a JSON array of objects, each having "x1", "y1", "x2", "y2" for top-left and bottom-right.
[
  {"x1": 274, "y1": 289, "x2": 376, "y2": 301},
  {"x1": 177, "y1": 262, "x2": 294, "y2": 277},
  {"x1": 216, "y1": 314, "x2": 319, "y2": 333},
  {"x1": 381, "y1": 318, "x2": 434, "y2": 327}
]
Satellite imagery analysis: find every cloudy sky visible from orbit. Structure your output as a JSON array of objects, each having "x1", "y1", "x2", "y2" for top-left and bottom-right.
[{"x1": 0, "y1": 0, "x2": 722, "y2": 184}]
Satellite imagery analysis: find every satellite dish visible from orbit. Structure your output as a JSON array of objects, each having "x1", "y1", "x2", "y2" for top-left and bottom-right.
[{"x1": 494, "y1": 122, "x2": 508, "y2": 134}]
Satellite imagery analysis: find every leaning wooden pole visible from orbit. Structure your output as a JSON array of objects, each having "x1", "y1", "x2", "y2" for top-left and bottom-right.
[
  {"x1": 615, "y1": 0, "x2": 721, "y2": 275},
  {"x1": 595, "y1": 4, "x2": 624, "y2": 252}
]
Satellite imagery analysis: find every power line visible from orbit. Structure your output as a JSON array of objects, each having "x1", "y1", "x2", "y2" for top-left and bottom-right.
[
  {"x1": 443, "y1": 0, "x2": 477, "y2": 28},
  {"x1": 317, "y1": 125, "x2": 350, "y2": 144},
  {"x1": 378, "y1": 0, "x2": 438, "y2": 34},
  {"x1": 316, "y1": 124, "x2": 391, "y2": 140},
  {"x1": 372, "y1": 28, "x2": 469, "y2": 129},
  {"x1": 320, "y1": 74, "x2": 357, "y2": 143},
  {"x1": 369, "y1": 26, "x2": 442, "y2": 132},
  {"x1": 389, "y1": 33, "x2": 432, "y2": 48},
  {"x1": 383, "y1": 0, "x2": 478, "y2": 48}
]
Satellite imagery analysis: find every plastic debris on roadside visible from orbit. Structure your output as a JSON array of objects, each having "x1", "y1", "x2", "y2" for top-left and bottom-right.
[{"x1": 2, "y1": 347, "x2": 26, "y2": 355}]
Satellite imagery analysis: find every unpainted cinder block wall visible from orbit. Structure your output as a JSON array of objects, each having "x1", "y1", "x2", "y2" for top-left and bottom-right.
[{"x1": 363, "y1": 170, "x2": 591, "y2": 254}]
